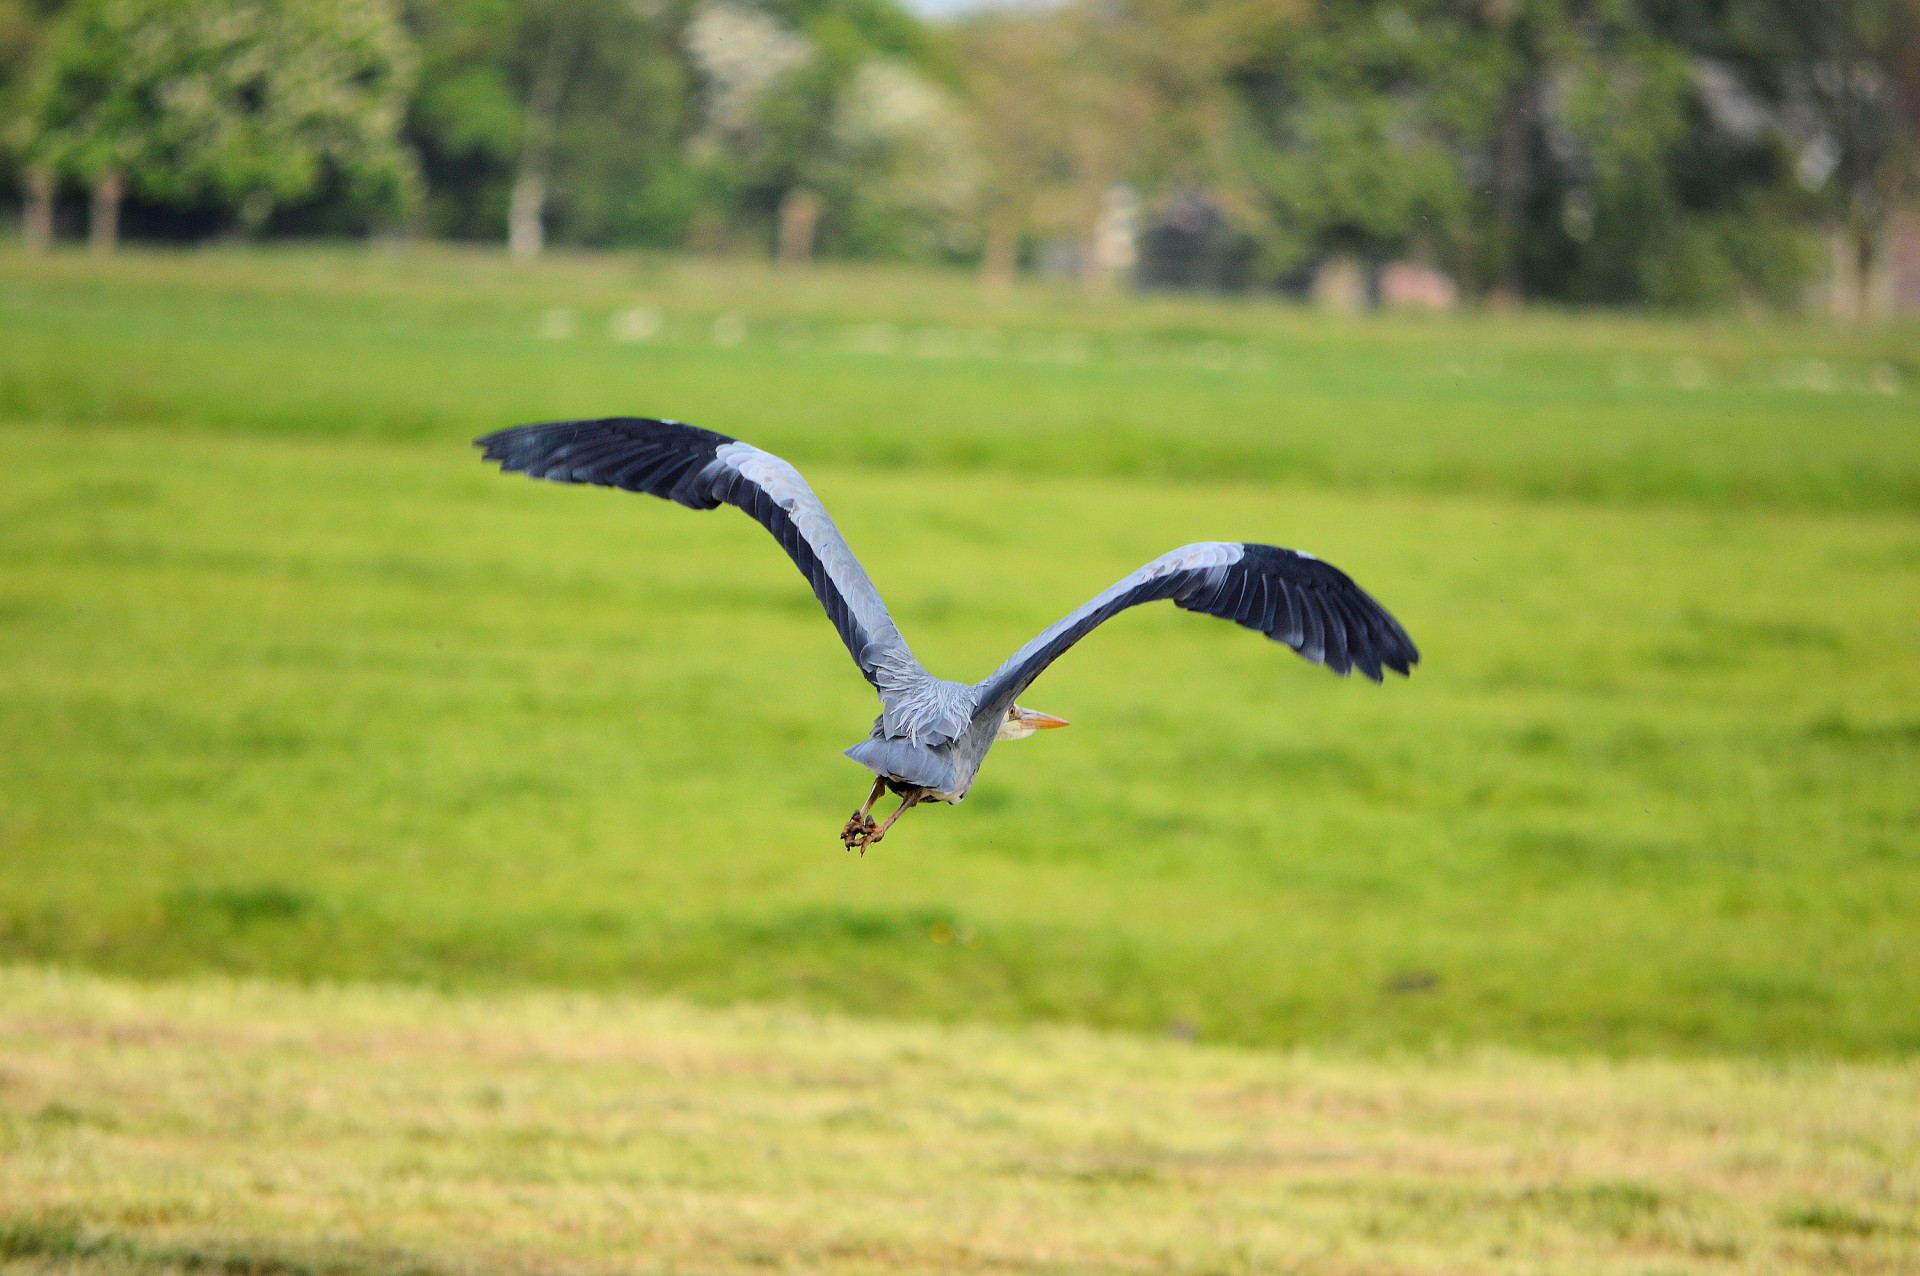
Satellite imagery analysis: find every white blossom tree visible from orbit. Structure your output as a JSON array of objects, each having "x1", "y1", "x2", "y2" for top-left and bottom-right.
[{"x1": 825, "y1": 58, "x2": 980, "y2": 260}]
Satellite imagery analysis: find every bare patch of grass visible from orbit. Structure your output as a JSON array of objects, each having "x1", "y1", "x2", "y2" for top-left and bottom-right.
[{"x1": 2, "y1": 969, "x2": 1916, "y2": 1275}]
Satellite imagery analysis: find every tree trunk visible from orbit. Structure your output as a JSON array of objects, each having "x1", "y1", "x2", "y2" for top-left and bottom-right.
[
  {"x1": 1485, "y1": 72, "x2": 1533, "y2": 304},
  {"x1": 1078, "y1": 221, "x2": 1106, "y2": 292},
  {"x1": 776, "y1": 189, "x2": 823, "y2": 266},
  {"x1": 508, "y1": 25, "x2": 578, "y2": 260},
  {"x1": 1077, "y1": 179, "x2": 1112, "y2": 294},
  {"x1": 22, "y1": 166, "x2": 54, "y2": 253},
  {"x1": 239, "y1": 190, "x2": 274, "y2": 237},
  {"x1": 89, "y1": 171, "x2": 124, "y2": 255},
  {"x1": 1067, "y1": 115, "x2": 1115, "y2": 294},
  {"x1": 1826, "y1": 226, "x2": 1855, "y2": 320},
  {"x1": 1852, "y1": 222, "x2": 1883, "y2": 324},
  {"x1": 508, "y1": 171, "x2": 547, "y2": 260},
  {"x1": 1854, "y1": 232, "x2": 1873, "y2": 325},
  {"x1": 981, "y1": 217, "x2": 1018, "y2": 292}
]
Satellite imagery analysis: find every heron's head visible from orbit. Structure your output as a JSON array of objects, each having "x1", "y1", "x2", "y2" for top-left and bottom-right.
[{"x1": 996, "y1": 704, "x2": 1070, "y2": 741}]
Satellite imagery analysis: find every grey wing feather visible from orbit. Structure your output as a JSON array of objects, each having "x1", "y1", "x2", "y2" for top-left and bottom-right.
[
  {"x1": 477, "y1": 418, "x2": 953, "y2": 736},
  {"x1": 975, "y1": 541, "x2": 1418, "y2": 716}
]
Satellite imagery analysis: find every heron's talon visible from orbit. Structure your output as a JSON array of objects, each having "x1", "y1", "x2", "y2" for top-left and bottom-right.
[{"x1": 840, "y1": 810, "x2": 880, "y2": 852}]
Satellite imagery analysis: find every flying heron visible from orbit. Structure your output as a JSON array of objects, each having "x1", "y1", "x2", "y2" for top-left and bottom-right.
[{"x1": 478, "y1": 417, "x2": 1419, "y2": 851}]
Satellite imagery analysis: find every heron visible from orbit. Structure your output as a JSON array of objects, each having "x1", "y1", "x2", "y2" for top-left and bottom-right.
[{"x1": 478, "y1": 417, "x2": 1418, "y2": 852}]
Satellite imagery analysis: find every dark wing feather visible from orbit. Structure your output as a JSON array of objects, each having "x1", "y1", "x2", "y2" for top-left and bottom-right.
[
  {"x1": 477, "y1": 418, "x2": 925, "y2": 696},
  {"x1": 975, "y1": 541, "x2": 1417, "y2": 717}
]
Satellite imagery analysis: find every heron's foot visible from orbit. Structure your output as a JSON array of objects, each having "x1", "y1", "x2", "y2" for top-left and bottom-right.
[
  {"x1": 841, "y1": 811, "x2": 879, "y2": 852},
  {"x1": 843, "y1": 777, "x2": 888, "y2": 853}
]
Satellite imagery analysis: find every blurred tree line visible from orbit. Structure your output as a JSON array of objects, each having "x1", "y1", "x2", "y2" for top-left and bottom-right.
[{"x1": 2, "y1": 0, "x2": 1916, "y2": 311}]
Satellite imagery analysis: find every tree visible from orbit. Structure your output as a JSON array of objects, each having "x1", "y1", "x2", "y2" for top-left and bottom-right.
[
  {"x1": 953, "y1": 11, "x2": 1075, "y2": 287},
  {"x1": 1439, "y1": 0, "x2": 1832, "y2": 309},
  {"x1": 1047, "y1": 0, "x2": 1281, "y2": 290},
  {"x1": 1702, "y1": 0, "x2": 1920, "y2": 319},
  {"x1": 0, "y1": 0, "x2": 61, "y2": 250},
  {"x1": 21, "y1": 0, "x2": 419, "y2": 249},
  {"x1": 1048, "y1": 4, "x2": 1151, "y2": 289},
  {"x1": 1217, "y1": 1, "x2": 1502, "y2": 287},
  {"x1": 682, "y1": 0, "x2": 818, "y2": 252},
  {"x1": 19, "y1": 0, "x2": 166, "y2": 251},
  {"x1": 820, "y1": 56, "x2": 979, "y2": 261},
  {"x1": 406, "y1": 0, "x2": 688, "y2": 254},
  {"x1": 152, "y1": 0, "x2": 420, "y2": 234},
  {"x1": 545, "y1": 1, "x2": 693, "y2": 250},
  {"x1": 682, "y1": 0, "x2": 958, "y2": 261},
  {"x1": 1240, "y1": 0, "x2": 1824, "y2": 309}
]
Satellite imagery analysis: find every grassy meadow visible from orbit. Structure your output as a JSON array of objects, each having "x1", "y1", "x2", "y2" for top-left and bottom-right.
[
  {"x1": 3, "y1": 969, "x2": 1917, "y2": 1276},
  {"x1": 2, "y1": 245, "x2": 1917, "y2": 1058},
  {"x1": 3, "y1": 245, "x2": 1917, "y2": 509},
  {"x1": 3, "y1": 243, "x2": 1919, "y2": 1274}
]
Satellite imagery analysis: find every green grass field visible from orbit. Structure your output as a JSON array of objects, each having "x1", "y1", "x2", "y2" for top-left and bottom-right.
[
  {"x1": 1, "y1": 244, "x2": 1917, "y2": 1061},
  {"x1": 3, "y1": 969, "x2": 1916, "y2": 1276},
  {"x1": 4, "y1": 246, "x2": 1917, "y2": 508}
]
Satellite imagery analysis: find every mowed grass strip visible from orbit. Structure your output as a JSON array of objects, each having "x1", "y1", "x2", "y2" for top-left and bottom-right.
[
  {"x1": 2, "y1": 968, "x2": 1916, "y2": 1276},
  {"x1": 3, "y1": 246, "x2": 1916, "y2": 510},
  {"x1": 2, "y1": 425, "x2": 1916, "y2": 1054}
]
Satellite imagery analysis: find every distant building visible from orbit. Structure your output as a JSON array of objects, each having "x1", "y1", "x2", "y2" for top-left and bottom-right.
[
  {"x1": 1135, "y1": 189, "x2": 1256, "y2": 292},
  {"x1": 1310, "y1": 255, "x2": 1369, "y2": 313},
  {"x1": 1093, "y1": 184, "x2": 1140, "y2": 278},
  {"x1": 1379, "y1": 261, "x2": 1458, "y2": 311},
  {"x1": 1892, "y1": 212, "x2": 1920, "y2": 316},
  {"x1": 1310, "y1": 256, "x2": 1459, "y2": 313}
]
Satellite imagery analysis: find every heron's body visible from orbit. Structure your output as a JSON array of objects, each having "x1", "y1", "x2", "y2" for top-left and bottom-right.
[
  {"x1": 844, "y1": 702, "x2": 976, "y2": 803},
  {"x1": 478, "y1": 417, "x2": 1419, "y2": 850}
]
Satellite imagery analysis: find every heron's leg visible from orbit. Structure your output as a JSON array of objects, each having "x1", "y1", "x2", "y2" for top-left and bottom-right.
[
  {"x1": 841, "y1": 777, "x2": 887, "y2": 849},
  {"x1": 862, "y1": 792, "x2": 922, "y2": 850},
  {"x1": 856, "y1": 776, "x2": 886, "y2": 822}
]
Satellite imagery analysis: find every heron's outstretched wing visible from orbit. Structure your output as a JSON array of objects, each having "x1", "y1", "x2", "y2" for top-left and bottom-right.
[
  {"x1": 477, "y1": 418, "x2": 928, "y2": 700},
  {"x1": 975, "y1": 542, "x2": 1417, "y2": 714}
]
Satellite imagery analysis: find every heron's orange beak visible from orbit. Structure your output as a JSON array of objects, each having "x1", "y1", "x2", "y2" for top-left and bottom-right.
[{"x1": 1020, "y1": 710, "x2": 1070, "y2": 730}]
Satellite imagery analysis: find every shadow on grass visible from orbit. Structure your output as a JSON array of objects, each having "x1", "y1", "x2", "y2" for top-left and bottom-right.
[{"x1": 0, "y1": 1216, "x2": 440, "y2": 1276}]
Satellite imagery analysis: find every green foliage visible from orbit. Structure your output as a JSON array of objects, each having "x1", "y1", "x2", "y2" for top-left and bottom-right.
[
  {"x1": 0, "y1": 248, "x2": 1916, "y2": 1057},
  {"x1": 817, "y1": 59, "x2": 978, "y2": 259},
  {"x1": 1642, "y1": 203, "x2": 1822, "y2": 311},
  {"x1": 1227, "y1": 3, "x2": 1507, "y2": 276},
  {"x1": 683, "y1": 0, "x2": 972, "y2": 258},
  {"x1": 1541, "y1": 24, "x2": 1698, "y2": 302},
  {"x1": 5, "y1": 0, "x2": 1903, "y2": 308},
  {"x1": 0, "y1": 0, "x2": 58, "y2": 159},
  {"x1": 402, "y1": 0, "x2": 523, "y2": 239},
  {"x1": 18, "y1": 0, "x2": 163, "y2": 183},
  {"x1": 21, "y1": 0, "x2": 419, "y2": 229},
  {"x1": 406, "y1": 0, "x2": 692, "y2": 246},
  {"x1": 548, "y1": 10, "x2": 694, "y2": 247}
]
